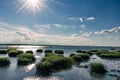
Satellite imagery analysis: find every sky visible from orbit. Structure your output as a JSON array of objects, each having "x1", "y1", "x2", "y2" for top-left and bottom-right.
[{"x1": 0, "y1": 0, "x2": 120, "y2": 46}]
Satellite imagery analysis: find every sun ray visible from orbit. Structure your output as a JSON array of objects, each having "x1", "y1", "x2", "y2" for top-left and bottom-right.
[{"x1": 18, "y1": 0, "x2": 46, "y2": 14}]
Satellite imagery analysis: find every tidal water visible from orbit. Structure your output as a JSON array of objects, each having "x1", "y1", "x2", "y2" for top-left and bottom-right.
[{"x1": 0, "y1": 45, "x2": 120, "y2": 80}]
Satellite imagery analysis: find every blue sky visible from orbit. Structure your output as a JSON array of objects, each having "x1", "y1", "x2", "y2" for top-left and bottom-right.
[{"x1": 0, "y1": 0, "x2": 120, "y2": 46}]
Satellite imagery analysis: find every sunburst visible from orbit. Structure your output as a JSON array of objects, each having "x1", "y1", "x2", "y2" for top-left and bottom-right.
[{"x1": 18, "y1": 0, "x2": 46, "y2": 14}]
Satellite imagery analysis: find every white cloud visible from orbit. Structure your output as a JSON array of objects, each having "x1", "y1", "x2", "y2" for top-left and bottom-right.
[
  {"x1": 54, "y1": 24, "x2": 62, "y2": 28},
  {"x1": 79, "y1": 18, "x2": 83, "y2": 22},
  {"x1": 43, "y1": 35, "x2": 91, "y2": 46},
  {"x1": 68, "y1": 17, "x2": 77, "y2": 21},
  {"x1": 0, "y1": 22, "x2": 10, "y2": 27},
  {"x1": 86, "y1": 17, "x2": 95, "y2": 21},
  {"x1": 71, "y1": 34, "x2": 77, "y2": 37},
  {"x1": 0, "y1": 21, "x2": 120, "y2": 46},
  {"x1": 34, "y1": 24, "x2": 50, "y2": 33},
  {"x1": 68, "y1": 17, "x2": 83, "y2": 22},
  {"x1": 69, "y1": 17, "x2": 95, "y2": 22},
  {"x1": 0, "y1": 21, "x2": 91, "y2": 45},
  {"x1": 115, "y1": 37, "x2": 120, "y2": 40},
  {"x1": 94, "y1": 27, "x2": 120, "y2": 35},
  {"x1": 80, "y1": 25, "x2": 85, "y2": 29},
  {"x1": 80, "y1": 31, "x2": 83, "y2": 33},
  {"x1": 50, "y1": 0, "x2": 65, "y2": 6},
  {"x1": 81, "y1": 32, "x2": 92, "y2": 37},
  {"x1": 35, "y1": 24, "x2": 50, "y2": 29}
]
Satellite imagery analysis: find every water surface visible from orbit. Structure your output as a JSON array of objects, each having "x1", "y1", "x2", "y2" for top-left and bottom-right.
[{"x1": 0, "y1": 45, "x2": 120, "y2": 80}]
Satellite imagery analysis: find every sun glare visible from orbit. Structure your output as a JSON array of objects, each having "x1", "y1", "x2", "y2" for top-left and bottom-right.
[{"x1": 18, "y1": 0, "x2": 46, "y2": 14}]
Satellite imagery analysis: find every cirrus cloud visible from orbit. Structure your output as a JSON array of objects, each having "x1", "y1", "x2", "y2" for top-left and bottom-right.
[
  {"x1": 53, "y1": 24, "x2": 62, "y2": 28},
  {"x1": 94, "y1": 27, "x2": 120, "y2": 35},
  {"x1": 68, "y1": 17, "x2": 95, "y2": 22}
]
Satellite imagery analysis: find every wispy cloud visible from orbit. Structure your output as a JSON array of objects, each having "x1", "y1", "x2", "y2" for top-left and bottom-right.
[
  {"x1": 68, "y1": 17, "x2": 83, "y2": 22},
  {"x1": 94, "y1": 27, "x2": 120, "y2": 35},
  {"x1": 0, "y1": 21, "x2": 91, "y2": 45},
  {"x1": 79, "y1": 18, "x2": 83, "y2": 22},
  {"x1": 0, "y1": 21, "x2": 119, "y2": 46},
  {"x1": 68, "y1": 17, "x2": 78, "y2": 22},
  {"x1": 53, "y1": 24, "x2": 62, "y2": 28},
  {"x1": 0, "y1": 22, "x2": 10, "y2": 27},
  {"x1": 80, "y1": 25, "x2": 85, "y2": 29},
  {"x1": 35, "y1": 24, "x2": 50, "y2": 29},
  {"x1": 68, "y1": 17, "x2": 95, "y2": 22},
  {"x1": 115, "y1": 37, "x2": 120, "y2": 40},
  {"x1": 86, "y1": 17, "x2": 95, "y2": 21},
  {"x1": 71, "y1": 34, "x2": 77, "y2": 37},
  {"x1": 81, "y1": 32, "x2": 92, "y2": 37},
  {"x1": 34, "y1": 24, "x2": 51, "y2": 33},
  {"x1": 50, "y1": 0, "x2": 65, "y2": 6}
]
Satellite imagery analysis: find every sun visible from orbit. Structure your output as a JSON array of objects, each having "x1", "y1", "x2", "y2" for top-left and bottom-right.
[{"x1": 18, "y1": 0, "x2": 46, "y2": 14}]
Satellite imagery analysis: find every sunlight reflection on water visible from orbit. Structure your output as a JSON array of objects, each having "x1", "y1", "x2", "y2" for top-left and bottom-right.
[
  {"x1": 35, "y1": 56, "x2": 42, "y2": 59},
  {"x1": 24, "y1": 64, "x2": 36, "y2": 72},
  {"x1": 23, "y1": 76, "x2": 64, "y2": 80}
]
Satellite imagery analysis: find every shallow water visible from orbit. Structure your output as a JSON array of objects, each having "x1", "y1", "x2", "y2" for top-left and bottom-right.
[{"x1": 0, "y1": 45, "x2": 120, "y2": 80}]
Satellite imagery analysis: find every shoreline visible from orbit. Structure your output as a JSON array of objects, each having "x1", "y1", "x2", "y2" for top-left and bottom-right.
[{"x1": 0, "y1": 44, "x2": 120, "y2": 48}]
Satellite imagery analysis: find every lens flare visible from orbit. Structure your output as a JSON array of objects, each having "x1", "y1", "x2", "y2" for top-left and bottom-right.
[{"x1": 18, "y1": 0, "x2": 46, "y2": 14}]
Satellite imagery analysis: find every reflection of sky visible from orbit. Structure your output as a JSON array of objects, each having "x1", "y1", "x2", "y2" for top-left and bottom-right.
[{"x1": 0, "y1": 46, "x2": 120, "y2": 80}]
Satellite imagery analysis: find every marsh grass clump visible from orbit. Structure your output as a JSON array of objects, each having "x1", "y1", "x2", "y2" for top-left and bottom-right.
[
  {"x1": 36, "y1": 49, "x2": 43, "y2": 53},
  {"x1": 69, "y1": 53, "x2": 75, "y2": 57},
  {"x1": 54, "y1": 50, "x2": 64, "y2": 54},
  {"x1": 18, "y1": 50, "x2": 24, "y2": 54},
  {"x1": 26, "y1": 50, "x2": 33, "y2": 54},
  {"x1": 117, "y1": 50, "x2": 120, "y2": 52},
  {"x1": 110, "y1": 48, "x2": 116, "y2": 50},
  {"x1": 8, "y1": 50, "x2": 19, "y2": 57},
  {"x1": 0, "y1": 50, "x2": 7, "y2": 54},
  {"x1": 8, "y1": 49, "x2": 23, "y2": 57},
  {"x1": 98, "y1": 51, "x2": 120, "y2": 58},
  {"x1": 45, "y1": 50, "x2": 52, "y2": 54},
  {"x1": 45, "y1": 53, "x2": 53, "y2": 57},
  {"x1": 96, "y1": 50, "x2": 109, "y2": 55},
  {"x1": 100, "y1": 53, "x2": 120, "y2": 58},
  {"x1": 0, "y1": 57, "x2": 10, "y2": 66},
  {"x1": 91, "y1": 62, "x2": 107, "y2": 74},
  {"x1": 18, "y1": 53, "x2": 35, "y2": 65},
  {"x1": 76, "y1": 50, "x2": 86, "y2": 53},
  {"x1": 89, "y1": 50, "x2": 99, "y2": 52},
  {"x1": 36, "y1": 54, "x2": 72, "y2": 75},
  {"x1": 70, "y1": 53, "x2": 90, "y2": 64},
  {"x1": 77, "y1": 53, "x2": 90, "y2": 60},
  {"x1": 36, "y1": 61, "x2": 53, "y2": 76},
  {"x1": 7, "y1": 48, "x2": 17, "y2": 52},
  {"x1": 85, "y1": 51, "x2": 93, "y2": 55},
  {"x1": 71, "y1": 55, "x2": 82, "y2": 64},
  {"x1": 45, "y1": 53, "x2": 63, "y2": 57}
]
